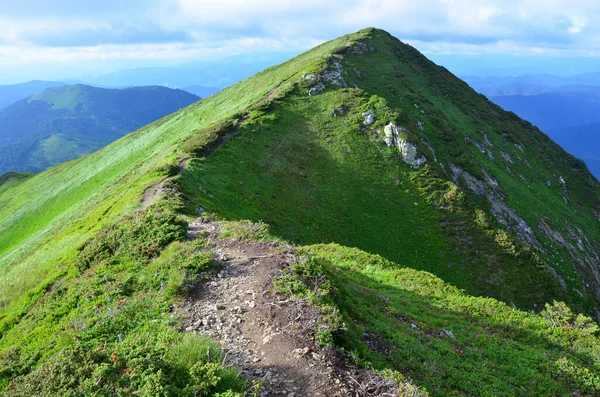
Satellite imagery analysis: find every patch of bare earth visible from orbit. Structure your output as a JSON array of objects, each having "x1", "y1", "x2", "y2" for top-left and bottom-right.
[{"x1": 178, "y1": 220, "x2": 400, "y2": 396}]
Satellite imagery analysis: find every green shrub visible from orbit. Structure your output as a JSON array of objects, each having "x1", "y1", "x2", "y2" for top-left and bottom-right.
[{"x1": 75, "y1": 207, "x2": 186, "y2": 272}]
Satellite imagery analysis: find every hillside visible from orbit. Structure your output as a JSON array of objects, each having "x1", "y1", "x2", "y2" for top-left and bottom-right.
[
  {"x1": 1, "y1": 28, "x2": 600, "y2": 396},
  {"x1": 0, "y1": 84, "x2": 199, "y2": 175},
  {"x1": 0, "y1": 80, "x2": 65, "y2": 109}
]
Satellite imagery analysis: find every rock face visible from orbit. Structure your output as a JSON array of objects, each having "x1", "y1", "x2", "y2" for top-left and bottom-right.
[
  {"x1": 539, "y1": 218, "x2": 600, "y2": 321},
  {"x1": 322, "y1": 57, "x2": 347, "y2": 88},
  {"x1": 304, "y1": 56, "x2": 347, "y2": 96},
  {"x1": 383, "y1": 123, "x2": 426, "y2": 168},
  {"x1": 307, "y1": 83, "x2": 325, "y2": 96},
  {"x1": 450, "y1": 164, "x2": 539, "y2": 247}
]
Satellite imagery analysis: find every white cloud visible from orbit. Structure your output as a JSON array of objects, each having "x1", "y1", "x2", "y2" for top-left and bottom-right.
[{"x1": 1, "y1": 0, "x2": 600, "y2": 80}]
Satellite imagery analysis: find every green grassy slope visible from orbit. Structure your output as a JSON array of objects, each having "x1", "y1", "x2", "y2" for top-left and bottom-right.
[
  {"x1": 0, "y1": 28, "x2": 599, "y2": 395},
  {"x1": 178, "y1": 29, "x2": 600, "y2": 316},
  {"x1": 276, "y1": 243, "x2": 600, "y2": 396},
  {"x1": 0, "y1": 84, "x2": 199, "y2": 175},
  {"x1": 0, "y1": 36, "x2": 351, "y2": 395}
]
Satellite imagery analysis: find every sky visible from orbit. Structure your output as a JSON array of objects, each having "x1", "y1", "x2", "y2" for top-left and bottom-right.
[{"x1": 1, "y1": 0, "x2": 600, "y2": 83}]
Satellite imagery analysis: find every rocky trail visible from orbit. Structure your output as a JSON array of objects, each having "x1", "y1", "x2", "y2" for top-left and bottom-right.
[{"x1": 179, "y1": 220, "x2": 401, "y2": 396}]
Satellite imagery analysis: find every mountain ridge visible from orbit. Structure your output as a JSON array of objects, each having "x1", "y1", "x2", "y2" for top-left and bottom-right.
[{"x1": 1, "y1": 28, "x2": 599, "y2": 395}]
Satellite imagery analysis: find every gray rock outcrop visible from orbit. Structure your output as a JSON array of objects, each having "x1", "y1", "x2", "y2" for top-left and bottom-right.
[
  {"x1": 450, "y1": 164, "x2": 538, "y2": 247},
  {"x1": 383, "y1": 123, "x2": 426, "y2": 168}
]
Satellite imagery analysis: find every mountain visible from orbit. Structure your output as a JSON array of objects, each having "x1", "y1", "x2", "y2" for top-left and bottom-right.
[
  {"x1": 0, "y1": 80, "x2": 65, "y2": 109},
  {"x1": 0, "y1": 84, "x2": 199, "y2": 175},
  {"x1": 464, "y1": 73, "x2": 600, "y2": 96},
  {"x1": 1, "y1": 28, "x2": 600, "y2": 396},
  {"x1": 85, "y1": 52, "x2": 298, "y2": 88},
  {"x1": 491, "y1": 91, "x2": 600, "y2": 131},
  {"x1": 546, "y1": 122, "x2": 600, "y2": 177},
  {"x1": 464, "y1": 75, "x2": 600, "y2": 178}
]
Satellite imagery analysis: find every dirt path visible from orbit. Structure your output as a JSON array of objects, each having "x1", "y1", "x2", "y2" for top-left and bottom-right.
[{"x1": 179, "y1": 220, "x2": 400, "y2": 396}]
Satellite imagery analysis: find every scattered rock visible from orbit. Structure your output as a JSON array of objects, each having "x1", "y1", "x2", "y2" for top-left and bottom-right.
[
  {"x1": 362, "y1": 109, "x2": 374, "y2": 126},
  {"x1": 501, "y1": 151, "x2": 514, "y2": 164},
  {"x1": 331, "y1": 105, "x2": 345, "y2": 117},
  {"x1": 416, "y1": 120, "x2": 424, "y2": 133},
  {"x1": 442, "y1": 328, "x2": 456, "y2": 339},
  {"x1": 421, "y1": 138, "x2": 437, "y2": 162},
  {"x1": 180, "y1": 222, "x2": 380, "y2": 395},
  {"x1": 293, "y1": 347, "x2": 311, "y2": 357},
  {"x1": 465, "y1": 136, "x2": 494, "y2": 159},
  {"x1": 481, "y1": 130, "x2": 493, "y2": 146}
]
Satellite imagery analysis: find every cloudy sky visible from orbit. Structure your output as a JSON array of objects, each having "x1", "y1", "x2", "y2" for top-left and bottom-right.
[{"x1": 1, "y1": 0, "x2": 600, "y2": 83}]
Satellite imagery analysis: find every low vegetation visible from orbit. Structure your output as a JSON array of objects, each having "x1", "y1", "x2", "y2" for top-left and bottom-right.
[
  {"x1": 276, "y1": 243, "x2": 600, "y2": 396},
  {"x1": 0, "y1": 198, "x2": 245, "y2": 395}
]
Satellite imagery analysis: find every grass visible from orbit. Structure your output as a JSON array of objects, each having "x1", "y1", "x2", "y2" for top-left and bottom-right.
[
  {"x1": 0, "y1": 197, "x2": 245, "y2": 395},
  {"x1": 1, "y1": 27, "x2": 600, "y2": 395},
  {"x1": 178, "y1": 83, "x2": 566, "y2": 310},
  {"x1": 0, "y1": 28, "x2": 360, "y2": 315},
  {"x1": 275, "y1": 242, "x2": 600, "y2": 396}
]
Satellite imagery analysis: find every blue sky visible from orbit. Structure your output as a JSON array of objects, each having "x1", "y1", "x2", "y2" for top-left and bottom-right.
[{"x1": 1, "y1": 0, "x2": 599, "y2": 83}]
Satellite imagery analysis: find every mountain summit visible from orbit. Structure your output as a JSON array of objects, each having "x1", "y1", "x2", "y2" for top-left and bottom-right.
[{"x1": 1, "y1": 28, "x2": 599, "y2": 396}]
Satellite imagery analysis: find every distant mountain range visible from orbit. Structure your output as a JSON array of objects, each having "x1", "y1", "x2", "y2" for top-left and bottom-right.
[
  {"x1": 464, "y1": 72, "x2": 600, "y2": 95},
  {"x1": 81, "y1": 52, "x2": 297, "y2": 88},
  {"x1": 0, "y1": 53, "x2": 293, "y2": 109},
  {"x1": 0, "y1": 84, "x2": 198, "y2": 175},
  {"x1": 0, "y1": 80, "x2": 66, "y2": 109},
  {"x1": 464, "y1": 73, "x2": 600, "y2": 178},
  {"x1": 181, "y1": 85, "x2": 222, "y2": 98}
]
